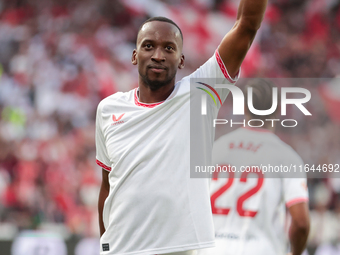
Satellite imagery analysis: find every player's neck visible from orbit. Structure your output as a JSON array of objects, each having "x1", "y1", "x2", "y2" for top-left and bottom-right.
[{"x1": 137, "y1": 82, "x2": 175, "y2": 104}]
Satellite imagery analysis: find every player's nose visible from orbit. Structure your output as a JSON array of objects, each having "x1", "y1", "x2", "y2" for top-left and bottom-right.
[{"x1": 151, "y1": 47, "x2": 165, "y2": 62}]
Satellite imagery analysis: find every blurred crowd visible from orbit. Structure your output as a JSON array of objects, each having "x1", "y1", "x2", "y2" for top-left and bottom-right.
[{"x1": 0, "y1": 0, "x2": 339, "y2": 254}]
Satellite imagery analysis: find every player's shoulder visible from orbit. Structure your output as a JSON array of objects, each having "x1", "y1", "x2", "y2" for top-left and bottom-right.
[
  {"x1": 98, "y1": 90, "x2": 131, "y2": 106},
  {"x1": 176, "y1": 50, "x2": 235, "y2": 91},
  {"x1": 97, "y1": 89, "x2": 134, "y2": 112},
  {"x1": 185, "y1": 54, "x2": 217, "y2": 79},
  {"x1": 261, "y1": 131, "x2": 303, "y2": 164},
  {"x1": 176, "y1": 51, "x2": 218, "y2": 85},
  {"x1": 216, "y1": 128, "x2": 302, "y2": 160},
  {"x1": 274, "y1": 138, "x2": 303, "y2": 162}
]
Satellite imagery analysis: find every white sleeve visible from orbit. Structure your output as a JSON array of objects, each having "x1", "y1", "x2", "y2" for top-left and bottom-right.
[
  {"x1": 283, "y1": 154, "x2": 309, "y2": 207},
  {"x1": 284, "y1": 178, "x2": 309, "y2": 207},
  {"x1": 191, "y1": 49, "x2": 240, "y2": 82},
  {"x1": 190, "y1": 48, "x2": 241, "y2": 104},
  {"x1": 95, "y1": 102, "x2": 112, "y2": 172}
]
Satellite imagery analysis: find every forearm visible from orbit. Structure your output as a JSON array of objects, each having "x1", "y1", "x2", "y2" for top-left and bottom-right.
[
  {"x1": 98, "y1": 185, "x2": 109, "y2": 236},
  {"x1": 236, "y1": 0, "x2": 268, "y2": 31},
  {"x1": 289, "y1": 222, "x2": 309, "y2": 255},
  {"x1": 218, "y1": 0, "x2": 268, "y2": 76}
]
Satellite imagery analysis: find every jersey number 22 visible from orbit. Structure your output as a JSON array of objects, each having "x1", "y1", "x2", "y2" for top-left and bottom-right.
[{"x1": 211, "y1": 166, "x2": 264, "y2": 217}]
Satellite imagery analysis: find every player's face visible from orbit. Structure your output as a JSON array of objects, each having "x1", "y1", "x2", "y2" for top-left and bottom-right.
[{"x1": 132, "y1": 21, "x2": 185, "y2": 90}]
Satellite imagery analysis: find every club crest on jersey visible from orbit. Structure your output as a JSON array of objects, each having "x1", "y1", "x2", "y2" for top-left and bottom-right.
[{"x1": 112, "y1": 113, "x2": 125, "y2": 126}]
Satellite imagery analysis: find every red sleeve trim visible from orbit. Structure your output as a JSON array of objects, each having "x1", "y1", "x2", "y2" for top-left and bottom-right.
[
  {"x1": 134, "y1": 89, "x2": 164, "y2": 108},
  {"x1": 96, "y1": 159, "x2": 111, "y2": 172},
  {"x1": 286, "y1": 197, "x2": 308, "y2": 208},
  {"x1": 215, "y1": 49, "x2": 239, "y2": 83}
]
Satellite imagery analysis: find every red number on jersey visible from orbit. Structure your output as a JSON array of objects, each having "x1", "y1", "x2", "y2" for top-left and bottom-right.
[
  {"x1": 211, "y1": 168, "x2": 234, "y2": 215},
  {"x1": 237, "y1": 170, "x2": 264, "y2": 217},
  {"x1": 211, "y1": 166, "x2": 264, "y2": 217}
]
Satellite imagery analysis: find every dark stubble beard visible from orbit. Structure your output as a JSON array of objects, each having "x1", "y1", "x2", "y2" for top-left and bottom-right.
[{"x1": 140, "y1": 70, "x2": 176, "y2": 91}]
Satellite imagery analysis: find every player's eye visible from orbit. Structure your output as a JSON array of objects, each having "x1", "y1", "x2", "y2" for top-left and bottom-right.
[
  {"x1": 145, "y1": 44, "x2": 152, "y2": 49},
  {"x1": 166, "y1": 46, "x2": 174, "y2": 51}
]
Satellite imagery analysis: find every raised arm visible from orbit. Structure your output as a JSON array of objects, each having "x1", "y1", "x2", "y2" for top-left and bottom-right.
[
  {"x1": 218, "y1": 0, "x2": 268, "y2": 77},
  {"x1": 98, "y1": 169, "x2": 110, "y2": 236},
  {"x1": 288, "y1": 202, "x2": 310, "y2": 255}
]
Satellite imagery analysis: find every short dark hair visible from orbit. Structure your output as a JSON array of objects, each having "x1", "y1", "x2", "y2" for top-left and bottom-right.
[
  {"x1": 137, "y1": 16, "x2": 183, "y2": 42},
  {"x1": 244, "y1": 79, "x2": 279, "y2": 120}
]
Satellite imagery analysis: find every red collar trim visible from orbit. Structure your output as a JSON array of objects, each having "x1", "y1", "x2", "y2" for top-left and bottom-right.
[{"x1": 134, "y1": 88, "x2": 164, "y2": 108}]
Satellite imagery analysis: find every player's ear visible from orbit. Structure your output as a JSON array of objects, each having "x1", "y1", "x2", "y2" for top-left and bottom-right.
[
  {"x1": 178, "y1": 53, "x2": 185, "y2": 69},
  {"x1": 132, "y1": 49, "x2": 137, "y2": 65}
]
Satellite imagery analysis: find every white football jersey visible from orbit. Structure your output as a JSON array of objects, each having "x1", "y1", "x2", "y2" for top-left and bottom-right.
[
  {"x1": 11, "y1": 230, "x2": 67, "y2": 255},
  {"x1": 199, "y1": 127, "x2": 309, "y2": 255},
  {"x1": 96, "y1": 49, "x2": 239, "y2": 255}
]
